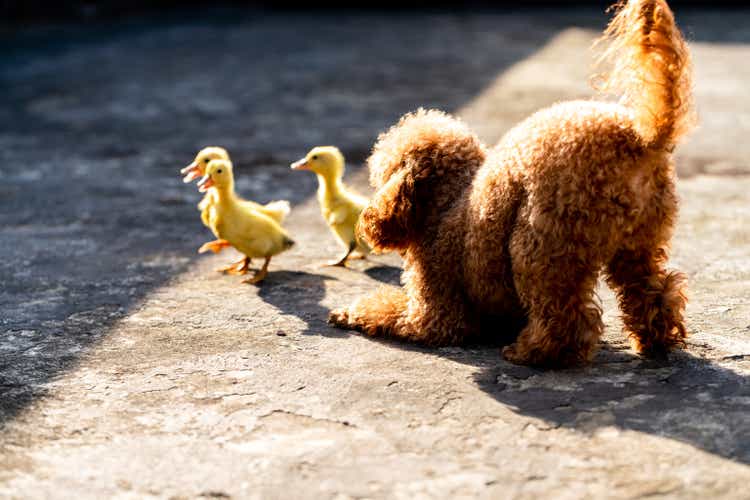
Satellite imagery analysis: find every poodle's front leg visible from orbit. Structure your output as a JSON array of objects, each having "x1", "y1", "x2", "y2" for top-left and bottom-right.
[
  {"x1": 505, "y1": 241, "x2": 605, "y2": 367},
  {"x1": 329, "y1": 285, "x2": 417, "y2": 340}
]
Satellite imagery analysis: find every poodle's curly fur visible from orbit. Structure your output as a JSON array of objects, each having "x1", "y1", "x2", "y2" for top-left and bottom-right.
[{"x1": 329, "y1": 0, "x2": 694, "y2": 367}]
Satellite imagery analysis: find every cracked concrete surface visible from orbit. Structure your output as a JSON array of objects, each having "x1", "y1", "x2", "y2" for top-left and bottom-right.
[{"x1": 1, "y1": 8, "x2": 750, "y2": 499}]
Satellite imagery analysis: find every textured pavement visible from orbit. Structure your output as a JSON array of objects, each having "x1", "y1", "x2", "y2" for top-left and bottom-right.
[{"x1": 1, "y1": 8, "x2": 750, "y2": 499}]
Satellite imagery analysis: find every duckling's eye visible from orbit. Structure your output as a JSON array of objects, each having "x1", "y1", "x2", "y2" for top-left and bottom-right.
[
  {"x1": 217, "y1": 169, "x2": 223, "y2": 174},
  {"x1": 204, "y1": 158, "x2": 210, "y2": 163}
]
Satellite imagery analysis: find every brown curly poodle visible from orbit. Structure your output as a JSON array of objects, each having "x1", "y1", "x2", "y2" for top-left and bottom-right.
[{"x1": 329, "y1": 0, "x2": 695, "y2": 367}]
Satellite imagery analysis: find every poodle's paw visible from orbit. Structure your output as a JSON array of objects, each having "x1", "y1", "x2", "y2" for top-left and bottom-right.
[
  {"x1": 501, "y1": 343, "x2": 529, "y2": 365},
  {"x1": 503, "y1": 342, "x2": 591, "y2": 368},
  {"x1": 632, "y1": 337, "x2": 671, "y2": 361},
  {"x1": 630, "y1": 323, "x2": 687, "y2": 361},
  {"x1": 328, "y1": 308, "x2": 351, "y2": 329}
]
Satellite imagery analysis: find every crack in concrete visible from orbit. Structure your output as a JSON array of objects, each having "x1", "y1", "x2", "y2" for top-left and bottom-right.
[
  {"x1": 257, "y1": 409, "x2": 357, "y2": 429},
  {"x1": 138, "y1": 386, "x2": 178, "y2": 394},
  {"x1": 436, "y1": 396, "x2": 462, "y2": 415}
]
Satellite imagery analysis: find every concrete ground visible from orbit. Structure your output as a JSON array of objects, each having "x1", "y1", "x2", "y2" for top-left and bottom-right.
[{"x1": 1, "y1": 7, "x2": 749, "y2": 499}]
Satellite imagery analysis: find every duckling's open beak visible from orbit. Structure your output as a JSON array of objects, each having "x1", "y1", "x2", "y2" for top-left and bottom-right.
[
  {"x1": 181, "y1": 162, "x2": 201, "y2": 183},
  {"x1": 290, "y1": 158, "x2": 310, "y2": 171},
  {"x1": 197, "y1": 174, "x2": 214, "y2": 192}
]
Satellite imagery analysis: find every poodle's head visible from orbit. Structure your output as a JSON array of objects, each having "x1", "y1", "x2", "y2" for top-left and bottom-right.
[{"x1": 359, "y1": 108, "x2": 486, "y2": 252}]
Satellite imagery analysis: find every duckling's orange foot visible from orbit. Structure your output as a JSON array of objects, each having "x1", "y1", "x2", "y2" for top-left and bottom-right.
[
  {"x1": 242, "y1": 257, "x2": 270, "y2": 285},
  {"x1": 219, "y1": 257, "x2": 252, "y2": 275},
  {"x1": 242, "y1": 269, "x2": 267, "y2": 285},
  {"x1": 198, "y1": 239, "x2": 231, "y2": 254},
  {"x1": 324, "y1": 253, "x2": 353, "y2": 267}
]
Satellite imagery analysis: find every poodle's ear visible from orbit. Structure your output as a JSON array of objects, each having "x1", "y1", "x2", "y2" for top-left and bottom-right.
[
  {"x1": 357, "y1": 168, "x2": 416, "y2": 252},
  {"x1": 359, "y1": 108, "x2": 486, "y2": 252}
]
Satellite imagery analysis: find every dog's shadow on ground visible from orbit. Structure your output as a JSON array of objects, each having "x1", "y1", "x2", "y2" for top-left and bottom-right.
[
  {"x1": 257, "y1": 270, "x2": 349, "y2": 338},
  {"x1": 431, "y1": 339, "x2": 750, "y2": 466},
  {"x1": 363, "y1": 263, "x2": 402, "y2": 285},
  {"x1": 263, "y1": 267, "x2": 749, "y2": 466}
]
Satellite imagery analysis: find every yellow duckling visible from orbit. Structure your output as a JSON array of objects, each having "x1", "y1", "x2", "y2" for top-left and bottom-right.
[
  {"x1": 181, "y1": 146, "x2": 290, "y2": 225},
  {"x1": 291, "y1": 146, "x2": 369, "y2": 266},
  {"x1": 197, "y1": 159, "x2": 295, "y2": 284}
]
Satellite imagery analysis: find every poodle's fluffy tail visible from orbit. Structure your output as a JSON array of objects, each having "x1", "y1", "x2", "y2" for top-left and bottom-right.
[{"x1": 595, "y1": 0, "x2": 695, "y2": 149}]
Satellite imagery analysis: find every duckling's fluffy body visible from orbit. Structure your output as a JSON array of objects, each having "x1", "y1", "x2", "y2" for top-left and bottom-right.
[
  {"x1": 316, "y1": 175, "x2": 370, "y2": 256},
  {"x1": 203, "y1": 190, "x2": 294, "y2": 260},
  {"x1": 183, "y1": 146, "x2": 290, "y2": 225},
  {"x1": 199, "y1": 159, "x2": 294, "y2": 283},
  {"x1": 200, "y1": 192, "x2": 290, "y2": 229},
  {"x1": 292, "y1": 146, "x2": 370, "y2": 265}
]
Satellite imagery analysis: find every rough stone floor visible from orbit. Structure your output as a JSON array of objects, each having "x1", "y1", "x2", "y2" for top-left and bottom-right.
[{"x1": 1, "y1": 8, "x2": 749, "y2": 499}]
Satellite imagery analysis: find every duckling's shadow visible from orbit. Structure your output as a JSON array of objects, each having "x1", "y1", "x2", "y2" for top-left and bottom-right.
[{"x1": 257, "y1": 270, "x2": 347, "y2": 338}]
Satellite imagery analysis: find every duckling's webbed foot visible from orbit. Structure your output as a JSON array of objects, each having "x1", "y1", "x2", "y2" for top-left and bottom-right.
[
  {"x1": 198, "y1": 239, "x2": 231, "y2": 254},
  {"x1": 219, "y1": 256, "x2": 252, "y2": 275},
  {"x1": 325, "y1": 242, "x2": 356, "y2": 267},
  {"x1": 242, "y1": 256, "x2": 270, "y2": 285},
  {"x1": 327, "y1": 256, "x2": 349, "y2": 267}
]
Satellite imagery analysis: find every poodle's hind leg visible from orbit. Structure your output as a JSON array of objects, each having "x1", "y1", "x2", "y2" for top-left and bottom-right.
[
  {"x1": 503, "y1": 250, "x2": 605, "y2": 367},
  {"x1": 606, "y1": 247, "x2": 687, "y2": 359}
]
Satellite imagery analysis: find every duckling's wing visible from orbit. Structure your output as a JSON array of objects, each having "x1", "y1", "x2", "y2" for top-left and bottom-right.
[
  {"x1": 198, "y1": 191, "x2": 215, "y2": 211},
  {"x1": 327, "y1": 206, "x2": 350, "y2": 226},
  {"x1": 260, "y1": 200, "x2": 291, "y2": 223},
  {"x1": 338, "y1": 185, "x2": 369, "y2": 208},
  {"x1": 201, "y1": 206, "x2": 210, "y2": 227},
  {"x1": 238, "y1": 198, "x2": 263, "y2": 212},
  {"x1": 207, "y1": 205, "x2": 223, "y2": 237},
  {"x1": 235, "y1": 198, "x2": 289, "y2": 225},
  {"x1": 350, "y1": 192, "x2": 370, "y2": 211}
]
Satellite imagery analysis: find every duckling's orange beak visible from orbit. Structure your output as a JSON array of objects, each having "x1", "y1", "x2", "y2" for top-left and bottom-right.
[
  {"x1": 197, "y1": 174, "x2": 214, "y2": 192},
  {"x1": 290, "y1": 158, "x2": 310, "y2": 171},
  {"x1": 181, "y1": 162, "x2": 202, "y2": 183}
]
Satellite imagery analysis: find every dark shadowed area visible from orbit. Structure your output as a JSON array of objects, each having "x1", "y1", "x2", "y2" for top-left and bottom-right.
[{"x1": 1, "y1": 9, "x2": 569, "y2": 424}]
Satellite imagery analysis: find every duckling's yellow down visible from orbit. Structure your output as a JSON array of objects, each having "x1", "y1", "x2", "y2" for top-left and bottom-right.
[
  {"x1": 199, "y1": 159, "x2": 294, "y2": 282},
  {"x1": 291, "y1": 146, "x2": 370, "y2": 265},
  {"x1": 182, "y1": 146, "x2": 290, "y2": 224},
  {"x1": 200, "y1": 195, "x2": 290, "y2": 229}
]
